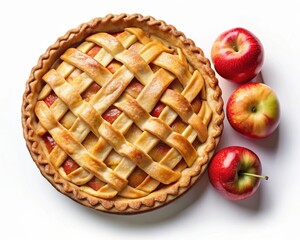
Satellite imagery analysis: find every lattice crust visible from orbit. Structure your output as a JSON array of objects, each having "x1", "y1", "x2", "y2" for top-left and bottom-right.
[{"x1": 22, "y1": 14, "x2": 224, "y2": 213}]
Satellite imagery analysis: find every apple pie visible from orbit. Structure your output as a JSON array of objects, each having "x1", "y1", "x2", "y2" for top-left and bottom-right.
[{"x1": 22, "y1": 14, "x2": 224, "y2": 214}]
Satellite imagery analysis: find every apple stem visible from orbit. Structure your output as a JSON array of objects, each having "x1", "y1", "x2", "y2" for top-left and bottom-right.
[
  {"x1": 233, "y1": 45, "x2": 239, "y2": 52},
  {"x1": 251, "y1": 106, "x2": 257, "y2": 113},
  {"x1": 239, "y1": 172, "x2": 269, "y2": 180}
]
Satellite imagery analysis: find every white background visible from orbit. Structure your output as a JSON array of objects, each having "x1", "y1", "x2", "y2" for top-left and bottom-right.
[{"x1": 1, "y1": 0, "x2": 299, "y2": 239}]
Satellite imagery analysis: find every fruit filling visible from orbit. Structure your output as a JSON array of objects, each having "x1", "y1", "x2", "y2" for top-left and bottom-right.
[
  {"x1": 62, "y1": 157, "x2": 80, "y2": 175},
  {"x1": 127, "y1": 168, "x2": 148, "y2": 188},
  {"x1": 171, "y1": 117, "x2": 188, "y2": 134},
  {"x1": 107, "y1": 60, "x2": 122, "y2": 74},
  {"x1": 126, "y1": 79, "x2": 144, "y2": 98},
  {"x1": 81, "y1": 82, "x2": 101, "y2": 101},
  {"x1": 42, "y1": 133, "x2": 80, "y2": 176},
  {"x1": 43, "y1": 133, "x2": 56, "y2": 152},
  {"x1": 87, "y1": 45, "x2": 101, "y2": 58},
  {"x1": 102, "y1": 106, "x2": 122, "y2": 124},
  {"x1": 191, "y1": 95, "x2": 202, "y2": 113},
  {"x1": 149, "y1": 142, "x2": 171, "y2": 162},
  {"x1": 44, "y1": 92, "x2": 58, "y2": 107},
  {"x1": 151, "y1": 102, "x2": 166, "y2": 118},
  {"x1": 86, "y1": 176, "x2": 105, "y2": 191}
]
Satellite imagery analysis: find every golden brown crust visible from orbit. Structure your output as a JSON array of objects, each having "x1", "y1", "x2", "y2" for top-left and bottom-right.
[{"x1": 22, "y1": 13, "x2": 224, "y2": 214}]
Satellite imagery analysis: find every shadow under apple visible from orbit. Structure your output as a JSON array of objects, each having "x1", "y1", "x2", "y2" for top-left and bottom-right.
[
  {"x1": 247, "y1": 124, "x2": 280, "y2": 154},
  {"x1": 231, "y1": 181, "x2": 264, "y2": 212}
]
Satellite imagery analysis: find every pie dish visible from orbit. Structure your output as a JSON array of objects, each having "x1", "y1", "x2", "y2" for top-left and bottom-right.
[{"x1": 22, "y1": 13, "x2": 224, "y2": 214}]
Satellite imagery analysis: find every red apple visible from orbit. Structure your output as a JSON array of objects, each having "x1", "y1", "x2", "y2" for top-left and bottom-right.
[
  {"x1": 211, "y1": 27, "x2": 264, "y2": 83},
  {"x1": 227, "y1": 82, "x2": 280, "y2": 138},
  {"x1": 208, "y1": 146, "x2": 268, "y2": 201}
]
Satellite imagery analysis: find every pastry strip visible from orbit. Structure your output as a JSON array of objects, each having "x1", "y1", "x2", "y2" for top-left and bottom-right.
[{"x1": 35, "y1": 101, "x2": 127, "y2": 191}]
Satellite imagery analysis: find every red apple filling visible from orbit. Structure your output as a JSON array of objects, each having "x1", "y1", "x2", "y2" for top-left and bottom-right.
[
  {"x1": 44, "y1": 92, "x2": 58, "y2": 107},
  {"x1": 87, "y1": 45, "x2": 101, "y2": 58},
  {"x1": 102, "y1": 106, "x2": 122, "y2": 124},
  {"x1": 151, "y1": 102, "x2": 166, "y2": 118},
  {"x1": 107, "y1": 60, "x2": 122, "y2": 74},
  {"x1": 43, "y1": 133, "x2": 80, "y2": 174},
  {"x1": 86, "y1": 176, "x2": 105, "y2": 191},
  {"x1": 43, "y1": 132, "x2": 56, "y2": 152},
  {"x1": 62, "y1": 157, "x2": 80, "y2": 175},
  {"x1": 126, "y1": 79, "x2": 144, "y2": 98},
  {"x1": 42, "y1": 133, "x2": 103, "y2": 191}
]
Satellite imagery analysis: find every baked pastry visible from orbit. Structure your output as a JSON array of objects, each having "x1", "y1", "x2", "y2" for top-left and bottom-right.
[{"x1": 22, "y1": 13, "x2": 224, "y2": 214}]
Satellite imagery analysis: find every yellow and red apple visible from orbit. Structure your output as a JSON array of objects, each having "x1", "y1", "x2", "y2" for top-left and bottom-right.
[
  {"x1": 226, "y1": 82, "x2": 280, "y2": 139},
  {"x1": 208, "y1": 146, "x2": 268, "y2": 201},
  {"x1": 211, "y1": 27, "x2": 264, "y2": 83}
]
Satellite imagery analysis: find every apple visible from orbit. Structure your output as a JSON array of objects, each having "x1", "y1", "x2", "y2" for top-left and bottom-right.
[
  {"x1": 227, "y1": 82, "x2": 280, "y2": 138},
  {"x1": 211, "y1": 27, "x2": 264, "y2": 83},
  {"x1": 208, "y1": 146, "x2": 268, "y2": 201}
]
